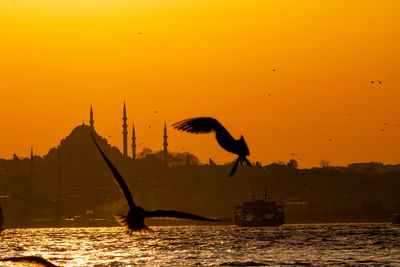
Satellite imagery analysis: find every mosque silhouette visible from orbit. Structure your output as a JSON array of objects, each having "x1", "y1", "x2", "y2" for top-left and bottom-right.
[
  {"x1": 1, "y1": 104, "x2": 199, "y2": 228},
  {"x1": 86, "y1": 103, "x2": 169, "y2": 162}
]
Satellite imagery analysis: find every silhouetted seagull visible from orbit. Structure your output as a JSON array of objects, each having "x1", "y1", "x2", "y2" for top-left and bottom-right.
[
  {"x1": 0, "y1": 256, "x2": 58, "y2": 267},
  {"x1": 172, "y1": 117, "x2": 251, "y2": 176},
  {"x1": 90, "y1": 132, "x2": 219, "y2": 235}
]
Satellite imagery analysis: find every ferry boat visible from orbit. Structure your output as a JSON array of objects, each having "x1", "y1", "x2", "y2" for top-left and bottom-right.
[{"x1": 234, "y1": 186, "x2": 284, "y2": 227}]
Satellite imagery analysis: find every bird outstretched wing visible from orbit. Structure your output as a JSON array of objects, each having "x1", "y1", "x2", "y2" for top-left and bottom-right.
[
  {"x1": 172, "y1": 117, "x2": 229, "y2": 135},
  {"x1": 145, "y1": 209, "x2": 220, "y2": 222},
  {"x1": 90, "y1": 131, "x2": 136, "y2": 209},
  {"x1": 0, "y1": 256, "x2": 58, "y2": 267}
]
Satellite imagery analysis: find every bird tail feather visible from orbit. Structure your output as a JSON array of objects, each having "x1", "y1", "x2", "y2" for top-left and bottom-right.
[{"x1": 114, "y1": 215, "x2": 153, "y2": 235}]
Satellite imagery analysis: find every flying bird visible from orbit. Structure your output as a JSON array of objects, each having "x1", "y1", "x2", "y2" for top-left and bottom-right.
[
  {"x1": 0, "y1": 256, "x2": 58, "y2": 267},
  {"x1": 172, "y1": 117, "x2": 251, "y2": 176},
  {"x1": 378, "y1": 80, "x2": 382, "y2": 84},
  {"x1": 90, "y1": 132, "x2": 219, "y2": 235}
]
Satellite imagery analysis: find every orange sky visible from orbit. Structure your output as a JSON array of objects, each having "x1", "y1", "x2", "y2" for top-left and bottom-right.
[{"x1": 0, "y1": 0, "x2": 399, "y2": 168}]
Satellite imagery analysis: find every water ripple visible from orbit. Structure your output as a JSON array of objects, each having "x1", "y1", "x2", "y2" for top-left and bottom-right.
[{"x1": 0, "y1": 224, "x2": 399, "y2": 266}]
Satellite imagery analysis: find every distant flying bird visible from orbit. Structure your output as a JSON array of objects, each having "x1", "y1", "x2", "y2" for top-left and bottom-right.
[
  {"x1": 290, "y1": 153, "x2": 297, "y2": 156},
  {"x1": 0, "y1": 256, "x2": 58, "y2": 267},
  {"x1": 272, "y1": 68, "x2": 277, "y2": 72},
  {"x1": 370, "y1": 81, "x2": 374, "y2": 83},
  {"x1": 378, "y1": 80, "x2": 382, "y2": 84},
  {"x1": 172, "y1": 117, "x2": 251, "y2": 176},
  {"x1": 154, "y1": 111, "x2": 158, "y2": 113},
  {"x1": 148, "y1": 126, "x2": 151, "y2": 128},
  {"x1": 90, "y1": 132, "x2": 219, "y2": 235}
]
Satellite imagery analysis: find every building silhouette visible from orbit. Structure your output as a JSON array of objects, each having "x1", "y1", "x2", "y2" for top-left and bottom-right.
[
  {"x1": 90, "y1": 105, "x2": 94, "y2": 129},
  {"x1": 30, "y1": 147, "x2": 34, "y2": 182},
  {"x1": 0, "y1": 104, "x2": 399, "y2": 228},
  {"x1": 163, "y1": 121, "x2": 168, "y2": 164},
  {"x1": 88, "y1": 103, "x2": 169, "y2": 161},
  {"x1": 132, "y1": 123, "x2": 136, "y2": 160},
  {"x1": 122, "y1": 102, "x2": 128, "y2": 158},
  {"x1": 7, "y1": 103, "x2": 399, "y2": 228}
]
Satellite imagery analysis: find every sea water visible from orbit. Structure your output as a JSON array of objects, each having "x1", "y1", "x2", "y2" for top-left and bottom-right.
[{"x1": 0, "y1": 224, "x2": 399, "y2": 266}]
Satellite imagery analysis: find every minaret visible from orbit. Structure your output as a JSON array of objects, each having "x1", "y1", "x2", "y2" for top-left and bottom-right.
[
  {"x1": 131, "y1": 123, "x2": 136, "y2": 160},
  {"x1": 163, "y1": 121, "x2": 168, "y2": 164},
  {"x1": 122, "y1": 102, "x2": 128, "y2": 158},
  {"x1": 89, "y1": 105, "x2": 94, "y2": 129}
]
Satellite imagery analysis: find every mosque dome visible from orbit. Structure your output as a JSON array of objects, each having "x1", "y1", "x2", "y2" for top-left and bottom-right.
[{"x1": 69, "y1": 123, "x2": 92, "y2": 138}]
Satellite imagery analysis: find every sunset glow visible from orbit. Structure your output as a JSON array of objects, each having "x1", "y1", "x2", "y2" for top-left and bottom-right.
[{"x1": 1, "y1": 0, "x2": 399, "y2": 167}]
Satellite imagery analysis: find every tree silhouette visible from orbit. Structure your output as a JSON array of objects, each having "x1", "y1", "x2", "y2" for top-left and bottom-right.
[{"x1": 287, "y1": 159, "x2": 298, "y2": 169}]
